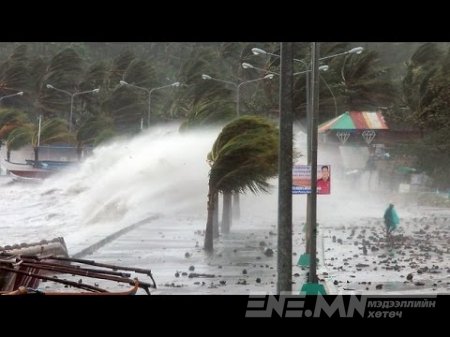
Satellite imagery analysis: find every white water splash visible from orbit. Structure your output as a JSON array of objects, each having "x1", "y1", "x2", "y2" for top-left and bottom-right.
[
  {"x1": 1, "y1": 121, "x2": 407, "y2": 253},
  {"x1": 1, "y1": 124, "x2": 220, "y2": 250}
]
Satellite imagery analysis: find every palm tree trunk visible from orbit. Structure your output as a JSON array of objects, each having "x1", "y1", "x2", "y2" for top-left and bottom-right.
[
  {"x1": 213, "y1": 192, "x2": 219, "y2": 238},
  {"x1": 77, "y1": 143, "x2": 82, "y2": 161},
  {"x1": 232, "y1": 192, "x2": 240, "y2": 221},
  {"x1": 34, "y1": 146, "x2": 39, "y2": 163},
  {"x1": 221, "y1": 192, "x2": 232, "y2": 234},
  {"x1": 204, "y1": 185, "x2": 215, "y2": 253}
]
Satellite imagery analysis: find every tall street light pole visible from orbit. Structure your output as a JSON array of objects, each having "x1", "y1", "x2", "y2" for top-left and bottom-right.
[
  {"x1": 277, "y1": 42, "x2": 294, "y2": 294},
  {"x1": 202, "y1": 73, "x2": 274, "y2": 117},
  {"x1": 251, "y1": 46, "x2": 363, "y2": 261},
  {"x1": 0, "y1": 91, "x2": 24, "y2": 103},
  {"x1": 244, "y1": 55, "x2": 326, "y2": 292},
  {"x1": 242, "y1": 60, "x2": 329, "y2": 260},
  {"x1": 251, "y1": 45, "x2": 363, "y2": 133},
  {"x1": 236, "y1": 75, "x2": 274, "y2": 117},
  {"x1": 120, "y1": 81, "x2": 180, "y2": 128},
  {"x1": 309, "y1": 42, "x2": 320, "y2": 284},
  {"x1": 46, "y1": 84, "x2": 100, "y2": 132}
]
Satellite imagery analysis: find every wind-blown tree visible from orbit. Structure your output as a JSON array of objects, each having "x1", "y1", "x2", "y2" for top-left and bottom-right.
[
  {"x1": 77, "y1": 61, "x2": 110, "y2": 120},
  {"x1": 177, "y1": 44, "x2": 274, "y2": 224},
  {"x1": 36, "y1": 118, "x2": 75, "y2": 146},
  {"x1": 0, "y1": 108, "x2": 30, "y2": 139},
  {"x1": 37, "y1": 48, "x2": 85, "y2": 118},
  {"x1": 0, "y1": 45, "x2": 32, "y2": 112},
  {"x1": 171, "y1": 48, "x2": 235, "y2": 120},
  {"x1": 124, "y1": 59, "x2": 162, "y2": 124},
  {"x1": 69, "y1": 62, "x2": 112, "y2": 144},
  {"x1": 6, "y1": 117, "x2": 75, "y2": 162},
  {"x1": 204, "y1": 116, "x2": 279, "y2": 252},
  {"x1": 102, "y1": 85, "x2": 142, "y2": 134},
  {"x1": 251, "y1": 43, "x2": 398, "y2": 123},
  {"x1": 108, "y1": 50, "x2": 136, "y2": 87},
  {"x1": 171, "y1": 43, "x2": 263, "y2": 121},
  {"x1": 400, "y1": 43, "x2": 444, "y2": 129},
  {"x1": 27, "y1": 56, "x2": 49, "y2": 110},
  {"x1": 414, "y1": 129, "x2": 450, "y2": 188},
  {"x1": 77, "y1": 114, "x2": 116, "y2": 148},
  {"x1": 76, "y1": 51, "x2": 137, "y2": 137},
  {"x1": 246, "y1": 43, "x2": 349, "y2": 121},
  {"x1": 179, "y1": 100, "x2": 235, "y2": 131},
  {"x1": 396, "y1": 44, "x2": 450, "y2": 187},
  {"x1": 179, "y1": 98, "x2": 237, "y2": 235},
  {"x1": 0, "y1": 45, "x2": 30, "y2": 90},
  {"x1": 103, "y1": 51, "x2": 159, "y2": 133},
  {"x1": 319, "y1": 49, "x2": 398, "y2": 122}
]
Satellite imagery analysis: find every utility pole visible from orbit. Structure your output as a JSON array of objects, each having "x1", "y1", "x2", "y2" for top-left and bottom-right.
[
  {"x1": 305, "y1": 60, "x2": 312, "y2": 255},
  {"x1": 308, "y1": 42, "x2": 320, "y2": 284},
  {"x1": 277, "y1": 42, "x2": 294, "y2": 293}
]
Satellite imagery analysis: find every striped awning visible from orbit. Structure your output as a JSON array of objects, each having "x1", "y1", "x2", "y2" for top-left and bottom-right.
[{"x1": 318, "y1": 111, "x2": 388, "y2": 133}]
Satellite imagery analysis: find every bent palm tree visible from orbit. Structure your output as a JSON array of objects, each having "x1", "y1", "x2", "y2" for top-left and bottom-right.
[
  {"x1": 204, "y1": 116, "x2": 278, "y2": 252},
  {"x1": 0, "y1": 108, "x2": 30, "y2": 139},
  {"x1": 6, "y1": 117, "x2": 75, "y2": 162},
  {"x1": 77, "y1": 114, "x2": 116, "y2": 147}
]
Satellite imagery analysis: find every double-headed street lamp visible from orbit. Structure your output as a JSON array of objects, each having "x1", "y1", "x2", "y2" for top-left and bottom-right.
[
  {"x1": 46, "y1": 84, "x2": 100, "y2": 132},
  {"x1": 242, "y1": 62, "x2": 329, "y2": 75},
  {"x1": 119, "y1": 80, "x2": 180, "y2": 128},
  {"x1": 0, "y1": 91, "x2": 24, "y2": 103},
  {"x1": 251, "y1": 46, "x2": 363, "y2": 117},
  {"x1": 251, "y1": 46, "x2": 363, "y2": 62},
  {"x1": 252, "y1": 45, "x2": 363, "y2": 292},
  {"x1": 244, "y1": 61, "x2": 338, "y2": 116},
  {"x1": 201, "y1": 73, "x2": 274, "y2": 117},
  {"x1": 250, "y1": 48, "x2": 364, "y2": 200}
]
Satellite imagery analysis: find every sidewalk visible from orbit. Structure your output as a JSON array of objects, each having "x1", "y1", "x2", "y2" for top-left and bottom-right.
[
  {"x1": 47, "y1": 214, "x2": 284, "y2": 294},
  {"x1": 317, "y1": 209, "x2": 450, "y2": 294},
  {"x1": 35, "y1": 205, "x2": 450, "y2": 294}
]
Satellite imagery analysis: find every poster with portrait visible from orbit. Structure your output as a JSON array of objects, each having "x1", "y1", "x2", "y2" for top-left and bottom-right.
[
  {"x1": 316, "y1": 165, "x2": 331, "y2": 194},
  {"x1": 292, "y1": 164, "x2": 331, "y2": 195}
]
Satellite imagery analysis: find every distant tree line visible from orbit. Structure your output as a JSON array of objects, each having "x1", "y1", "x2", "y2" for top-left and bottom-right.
[{"x1": 0, "y1": 42, "x2": 448, "y2": 186}]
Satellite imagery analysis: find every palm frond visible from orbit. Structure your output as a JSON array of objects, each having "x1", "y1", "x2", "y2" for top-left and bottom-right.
[{"x1": 208, "y1": 116, "x2": 279, "y2": 194}]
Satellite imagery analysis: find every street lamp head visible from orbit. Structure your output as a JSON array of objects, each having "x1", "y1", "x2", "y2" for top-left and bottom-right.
[
  {"x1": 251, "y1": 48, "x2": 267, "y2": 56},
  {"x1": 172, "y1": 82, "x2": 180, "y2": 87},
  {"x1": 349, "y1": 47, "x2": 364, "y2": 55},
  {"x1": 319, "y1": 65, "x2": 329, "y2": 72},
  {"x1": 242, "y1": 62, "x2": 254, "y2": 69},
  {"x1": 92, "y1": 88, "x2": 100, "y2": 93},
  {"x1": 264, "y1": 74, "x2": 274, "y2": 79},
  {"x1": 119, "y1": 80, "x2": 128, "y2": 86},
  {"x1": 17, "y1": 91, "x2": 24, "y2": 96},
  {"x1": 201, "y1": 74, "x2": 212, "y2": 80},
  {"x1": 46, "y1": 84, "x2": 54, "y2": 89}
]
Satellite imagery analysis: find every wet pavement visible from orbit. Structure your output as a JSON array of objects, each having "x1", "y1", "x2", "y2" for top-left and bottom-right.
[
  {"x1": 319, "y1": 211, "x2": 450, "y2": 294},
  {"x1": 38, "y1": 206, "x2": 450, "y2": 295}
]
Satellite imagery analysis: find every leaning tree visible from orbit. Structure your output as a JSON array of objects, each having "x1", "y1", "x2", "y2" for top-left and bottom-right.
[{"x1": 204, "y1": 115, "x2": 278, "y2": 252}]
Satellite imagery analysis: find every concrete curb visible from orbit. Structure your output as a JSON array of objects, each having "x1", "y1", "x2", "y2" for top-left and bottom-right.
[{"x1": 72, "y1": 215, "x2": 160, "y2": 258}]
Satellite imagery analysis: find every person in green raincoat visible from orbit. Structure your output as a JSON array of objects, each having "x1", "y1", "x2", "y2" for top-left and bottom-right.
[{"x1": 384, "y1": 203, "x2": 399, "y2": 236}]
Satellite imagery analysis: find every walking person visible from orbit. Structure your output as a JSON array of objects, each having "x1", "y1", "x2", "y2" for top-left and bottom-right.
[{"x1": 384, "y1": 203, "x2": 400, "y2": 238}]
